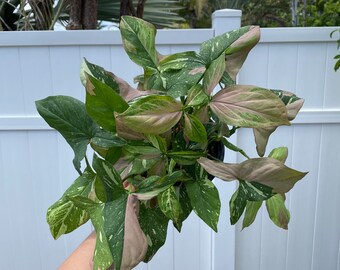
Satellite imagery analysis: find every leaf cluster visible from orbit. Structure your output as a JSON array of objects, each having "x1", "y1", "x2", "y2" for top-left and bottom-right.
[{"x1": 36, "y1": 16, "x2": 307, "y2": 270}]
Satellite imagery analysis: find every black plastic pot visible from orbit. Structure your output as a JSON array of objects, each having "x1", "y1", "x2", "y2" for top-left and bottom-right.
[{"x1": 207, "y1": 140, "x2": 225, "y2": 180}]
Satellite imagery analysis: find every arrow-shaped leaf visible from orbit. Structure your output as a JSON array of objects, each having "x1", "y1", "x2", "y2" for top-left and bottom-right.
[
  {"x1": 253, "y1": 90, "x2": 304, "y2": 156},
  {"x1": 185, "y1": 178, "x2": 220, "y2": 232},
  {"x1": 36, "y1": 96, "x2": 99, "y2": 173},
  {"x1": 198, "y1": 157, "x2": 307, "y2": 193},
  {"x1": 210, "y1": 85, "x2": 290, "y2": 128},
  {"x1": 120, "y1": 16, "x2": 158, "y2": 69},
  {"x1": 116, "y1": 95, "x2": 183, "y2": 134}
]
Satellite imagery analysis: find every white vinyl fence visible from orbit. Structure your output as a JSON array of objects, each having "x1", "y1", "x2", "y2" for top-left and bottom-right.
[{"x1": 0, "y1": 9, "x2": 339, "y2": 270}]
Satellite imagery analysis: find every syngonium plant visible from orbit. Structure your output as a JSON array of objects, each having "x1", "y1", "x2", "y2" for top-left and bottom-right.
[{"x1": 36, "y1": 16, "x2": 307, "y2": 270}]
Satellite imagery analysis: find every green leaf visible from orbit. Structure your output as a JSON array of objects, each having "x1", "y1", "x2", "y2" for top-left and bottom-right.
[
  {"x1": 203, "y1": 53, "x2": 226, "y2": 95},
  {"x1": 268, "y1": 147, "x2": 288, "y2": 163},
  {"x1": 80, "y1": 58, "x2": 119, "y2": 91},
  {"x1": 145, "y1": 134, "x2": 167, "y2": 153},
  {"x1": 178, "y1": 184, "x2": 193, "y2": 230},
  {"x1": 184, "y1": 113, "x2": 207, "y2": 143},
  {"x1": 91, "y1": 130, "x2": 127, "y2": 149},
  {"x1": 142, "y1": 67, "x2": 165, "y2": 91},
  {"x1": 71, "y1": 193, "x2": 128, "y2": 270},
  {"x1": 221, "y1": 137, "x2": 249, "y2": 159},
  {"x1": 224, "y1": 26, "x2": 260, "y2": 81},
  {"x1": 266, "y1": 194, "x2": 290, "y2": 229},
  {"x1": 139, "y1": 204, "x2": 169, "y2": 262},
  {"x1": 120, "y1": 16, "x2": 158, "y2": 69},
  {"x1": 199, "y1": 26, "x2": 250, "y2": 64},
  {"x1": 116, "y1": 95, "x2": 183, "y2": 134},
  {"x1": 92, "y1": 154, "x2": 124, "y2": 202},
  {"x1": 86, "y1": 74, "x2": 129, "y2": 131},
  {"x1": 46, "y1": 170, "x2": 95, "y2": 239},
  {"x1": 134, "y1": 171, "x2": 183, "y2": 200},
  {"x1": 242, "y1": 201, "x2": 262, "y2": 229},
  {"x1": 167, "y1": 150, "x2": 205, "y2": 165},
  {"x1": 159, "y1": 51, "x2": 206, "y2": 97},
  {"x1": 198, "y1": 157, "x2": 307, "y2": 193},
  {"x1": 239, "y1": 181, "x2": 273, "y2": 201},
  {"x1": 229, "y1": 188, "x2": 247, "y2": 225},
  {"x1": 36, "y1": 96, "x2": 99, "y2": 173},
  {"x1": 157, "y1": 186, "x2": 180, "y2": 226},
  {"x1": 185, "y1": 178, "x2": 220, "y2": 232},
  {"x1": 210, "y1": 85, "x2": 290, "y2": 128},
  {"x1": 160, "y1": 51, "x2": 205, "y2": 72},
  {"x1": 185, "y1": 84, "x2": 209, "y2": 107},
  {"x1": 119, "y1": 144, "x2": 162, "y2": 178}
]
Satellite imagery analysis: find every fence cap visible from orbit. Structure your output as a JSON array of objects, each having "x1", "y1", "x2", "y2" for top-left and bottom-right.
[{"x1": 212, "y1": 9, "x2": 242, "y2": 18}]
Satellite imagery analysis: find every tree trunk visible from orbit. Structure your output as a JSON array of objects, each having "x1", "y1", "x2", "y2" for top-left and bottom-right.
[
  {"x1": 119, "y1": 0, "x2": 147, "y2": 21},
  {"x1": 67, "y1": 0, "x2": 97, "y2": 29}
]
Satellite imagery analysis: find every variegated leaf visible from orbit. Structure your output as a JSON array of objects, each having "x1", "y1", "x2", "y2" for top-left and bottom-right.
[
  {"x1": 210, "y1": 85, "x2": 290, "y2": 128},
  {"x1": 86, "y1": 74, "x2": 129, "y2": 132},
  {"x1": 185, "y1": 178, "x2": 221, "y2": 232},
  {"x1": 159, "y1": 51, "x2": 205, "y2": 71},
  {"x1": 198, "y1": 157, "x2": 307, "y2": 193},
  {"x1": 139, "y1": 204, "x2": 169, "y2": 262},
  {"x1": 120, "y1": 16, "x2": 158, "y2": 69},
  {"x1": 167, "y1": 150, "x2": 205, "y2": 165},
  {"x1": 224, "y1": 26, "x2": 260, "y2": 81},
  {"x1": 185, "y1": 84, "x2": 209, "y2": 107},
  {"x1": 203, "y1": 53, "x2": 226, "y2": 95},
  {"x1": 177, "y1": 184, "x2": 193, "y2": 231},
  {"x1": 71, "y1": 192, "x2": 128, "y2": 270},
  {"x1": 184, "y1": 113, "x2": 207, "y2": 142},
  {"x1": 116, "y1": 95, "x2": 183, "y2": 134},
  {"x1": 229, "y1": 188, "x2": 247, "y2": 225},
  {"x1": 229, "y1": 181, "x2": 271, "y2": 226},
  {"x1": 80, "y1": 58, "x2": 119, "y2": 91},
  {"x1": 253, "y1": 90, "x2": 304, "y2": 156},
  {"x1": 145, "y1": 134, "x2": 167, "y2": 153},
  {"x1": 46, "y1": 170, "x2": 95, "y2": 239},
  {"x1": 92, "y1": 154, "x2": 124, "y2": 202},
  {"x1": 159, "y1": 51, "x2": 206, "y2": 97},
  {"x1": 266, "y1": 194, "x2": 290, "y2": 229},
  {"x1": 134, "y1": 171, "x2": 183, "y2": 200},
  {"x1": 270, "y1": 90, "x2": 304, "y2": 121},
  {"x1": 157, "y1": 186, "x2": 180, "y2": 225},
  {"x1": 199, "y1": 26, "x2": 250, "y2": 64}
]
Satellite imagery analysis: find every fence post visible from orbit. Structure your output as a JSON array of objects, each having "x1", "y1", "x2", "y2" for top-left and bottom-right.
[
  {"x1": 211, "y1": 8, "x2": 241, "y2": 270},
  {"x1": 212, "y1": 9, "x2": 242, "y2": 36}
]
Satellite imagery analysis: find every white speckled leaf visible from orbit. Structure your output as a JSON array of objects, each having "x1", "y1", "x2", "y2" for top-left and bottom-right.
[{"x1": 185, "y1": 178, "x2": 220, "y2": 232}]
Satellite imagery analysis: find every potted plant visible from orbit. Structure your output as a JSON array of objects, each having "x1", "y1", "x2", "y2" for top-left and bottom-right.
[{"x1": 36, "y1": 16, "x2": 307, "y2": 270}]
